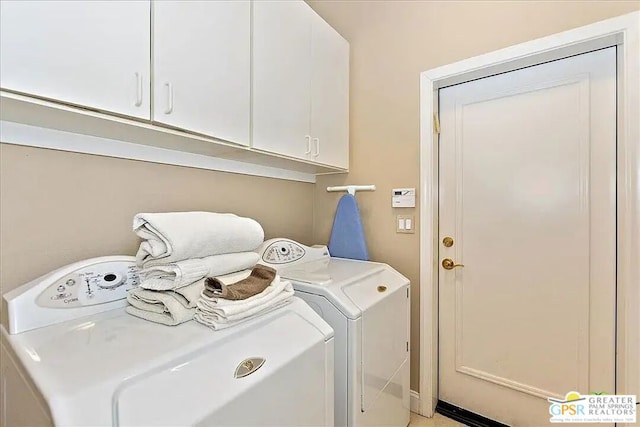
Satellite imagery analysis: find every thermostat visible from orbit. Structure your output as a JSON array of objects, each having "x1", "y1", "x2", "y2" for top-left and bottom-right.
[{"x1": 392, "y1": 188, "x2": 415, "y2": 208}]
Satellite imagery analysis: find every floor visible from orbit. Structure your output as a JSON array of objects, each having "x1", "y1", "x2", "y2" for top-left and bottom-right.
[{"x1": 409, "y1": 411, "x2": 465, "y2": 426}]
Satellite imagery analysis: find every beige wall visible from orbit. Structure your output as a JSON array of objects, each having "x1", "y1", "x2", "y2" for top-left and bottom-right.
[
  {"x1": 307, "y1": 0, "x2": 640, "y2": 392},
  {"x1": 0, "y1": 144, "x2": 315, "y2": 293},
  {"x1": 2, "y1": 0, "x2": 639, "y2": 403}
]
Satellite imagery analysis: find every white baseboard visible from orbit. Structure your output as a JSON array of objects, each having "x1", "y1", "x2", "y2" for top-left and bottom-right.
[{"x1": 410, "y1": 390, "x2": 421, "y2": 414}]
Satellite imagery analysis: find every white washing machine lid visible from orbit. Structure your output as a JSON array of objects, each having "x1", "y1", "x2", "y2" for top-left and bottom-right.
[
  {"x1": 1, "y1": 297, "x2": 332, "y2": 426},
  {"x1": 280, "y1": 258, "x2": 409, "y2": 320}
]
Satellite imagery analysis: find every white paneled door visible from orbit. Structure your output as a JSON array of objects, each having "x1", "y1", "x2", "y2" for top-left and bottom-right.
[{"x1": 438, "y1": 48, "x2": 616, "y2": 426}]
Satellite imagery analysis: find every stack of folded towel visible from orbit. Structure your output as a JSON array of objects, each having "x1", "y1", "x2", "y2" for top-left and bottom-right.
[
  {"x1": 194, "y1": 264, "x2": 294, "y2": 330},
  {"x1": 126, "y1": 279, "x2": 205, "y2": 326},
  {"x1": 126, "y1": 212, "x2": 264, "y2": 326}
]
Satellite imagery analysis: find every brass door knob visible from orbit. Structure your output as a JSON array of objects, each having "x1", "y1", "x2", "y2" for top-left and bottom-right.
[
  {"x1": 442, "y1": 237, "x2": 454, "y2": 247},
  {"x1": 442, "y1": 258, "x2": 464, "y2": 270}
]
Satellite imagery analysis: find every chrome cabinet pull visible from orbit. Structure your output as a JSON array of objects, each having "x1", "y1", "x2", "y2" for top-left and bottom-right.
[
  {"x1": 134, "y1": 72, "x2": 143, "y2": 107},
  {"x1": 305, "y1": 135, "x2": 312, "y2": 155},
  {"x1": 164, "y1": 82, "x2": 174, "y2": 114}
]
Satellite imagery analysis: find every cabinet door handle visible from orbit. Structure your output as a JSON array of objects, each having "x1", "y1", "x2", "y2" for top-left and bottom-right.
[
  {"x1": 134, "y1": 72, "x2": 143, "y2": 107},
  {"x1": 164, "y1": 82, "x2": 174, "y2": 114},
  {"x1": 305, "y1": 135, "x2": 312, "y2": 155},
  {"x1": 313, "y1": 137, "x2": 320, "y2": 157}
]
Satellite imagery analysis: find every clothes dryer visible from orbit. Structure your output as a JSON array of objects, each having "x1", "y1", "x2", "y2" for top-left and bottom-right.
[{"x1": 258, "y1": 239, "x2": 411, "y2": 427}]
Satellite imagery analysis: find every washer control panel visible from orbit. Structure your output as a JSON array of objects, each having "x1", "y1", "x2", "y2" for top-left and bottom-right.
[
  {"x1": 257, "y1": 238, "x2": 329, "y2": 266},
  {"x1": 36, "y1": 260, "x2": 139, "y2": 308}
]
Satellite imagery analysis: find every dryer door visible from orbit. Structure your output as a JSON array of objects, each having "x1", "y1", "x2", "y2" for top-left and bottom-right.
[
  {"x1": 115, "y1": 309, "x2": 332, "y2": 426},
  {"x1": 342, "y1": 269, "x2": 410, "y2": 413}
]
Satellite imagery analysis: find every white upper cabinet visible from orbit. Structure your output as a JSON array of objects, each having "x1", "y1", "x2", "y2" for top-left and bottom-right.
[
  {"x1": 0, "y1": 1, "x2": 150, "y2": 119},
  {"x1": 310, "y1": 11, "x2": 350, "y2": 169},
  {"x1": 252, "y1": 0, "x2": 313, "y2": 160},
  {"x1": 252, "y1": 0, "x2": 349, "y2": 169},
  {"x1": 0, "y1": 0, "x2": 349, "y2": 175},
  {"x1": 153, "y1": 1, "x2": 251, "y2": 146}
]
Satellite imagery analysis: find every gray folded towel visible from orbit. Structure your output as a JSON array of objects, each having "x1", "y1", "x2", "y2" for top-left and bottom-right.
[{"x1": 203, "y1": 264, "x2": 276, "y2": 300}]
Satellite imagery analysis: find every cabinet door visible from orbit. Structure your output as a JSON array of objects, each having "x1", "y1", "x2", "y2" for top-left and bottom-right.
[
  {"x1": 153, "y1": 1, "x2": 250, "y2": 146},
  {"x1": 310, "y1": 11, "x2": 350, "y2": 169},
  {"x1": 252, "y1": 0, "x2": 312, "y2": 159},
  {"x1": 0, "y1": 1, "x2": 150, "y2": 119}
]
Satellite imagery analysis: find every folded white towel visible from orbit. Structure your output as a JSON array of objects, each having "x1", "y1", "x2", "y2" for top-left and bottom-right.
[
  {"x1": 134, "y1": 212, "x2": 264, "y2": 266},
  {"x1": 194, "y1": 298, "x2": 293, "y2": 330},
  {"x1": 197, "y1": 275, "x2": 292, "y2": 315},
  {"x1": 139, "y1": 252, "x2": 260, "y2": 290},
  {"x1": 126, "y1": 279, "x2": 204, "y2": 326},
  {"x1": 194, "y1": 273, "x2": 294, "y2": 330}
]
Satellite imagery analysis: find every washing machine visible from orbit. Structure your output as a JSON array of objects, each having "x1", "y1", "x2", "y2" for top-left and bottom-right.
[
  {"x1": 257, "y1": 239, "x2": 411, "y2": 427},
  {"x1": 1, "y1": 255, "x2": 335, "y2": 427}
]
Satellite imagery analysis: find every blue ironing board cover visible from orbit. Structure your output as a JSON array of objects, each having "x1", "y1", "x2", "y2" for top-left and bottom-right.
[{"x1": 328, "y1": 194, "x2": 369, "y2": 261}]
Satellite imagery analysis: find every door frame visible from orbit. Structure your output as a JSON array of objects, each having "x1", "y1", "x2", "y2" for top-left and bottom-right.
[{"x1": 418, "y1": 11, "x2": 640, "y2": 421}]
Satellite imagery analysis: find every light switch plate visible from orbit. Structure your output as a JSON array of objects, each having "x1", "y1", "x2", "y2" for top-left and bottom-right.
[{"x1": 396, "y1": 215, "x2": 415, "y2": 233}]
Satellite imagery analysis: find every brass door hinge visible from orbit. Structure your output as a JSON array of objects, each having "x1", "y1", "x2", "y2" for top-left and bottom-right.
[{"x1": 433, "y1": 113, "x2": 440, "y2": 134}]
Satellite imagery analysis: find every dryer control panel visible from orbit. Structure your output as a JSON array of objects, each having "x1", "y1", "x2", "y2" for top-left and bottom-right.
[
  {"x1": 36, "y1": 260, "x2": 139, "y2": 308},
  {"x1": 257, "y1": 239, "x2": 329, "y2": 266}
]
